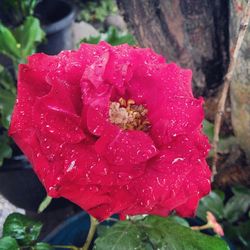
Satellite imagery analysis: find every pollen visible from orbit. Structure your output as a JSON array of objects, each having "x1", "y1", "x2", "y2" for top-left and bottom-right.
[{"x1": 109, "y1": 98, "x2": 151, "y2": 131}]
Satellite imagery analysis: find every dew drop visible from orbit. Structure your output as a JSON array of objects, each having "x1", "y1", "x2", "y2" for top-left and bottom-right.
[
  {"x1": 66, "y1": 160, "x2": 76, "y2": 172},
  {"x1": 171, "y1": 157, "x2": 185, "y2": 164}
]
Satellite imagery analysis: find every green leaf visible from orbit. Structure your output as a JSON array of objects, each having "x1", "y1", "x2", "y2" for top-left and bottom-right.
[
  {"x1": 94, "y1": 220, "x2": 143, "y2": 250},
  {"x1": 0, "y1": 132, "x2": 13, "y2": 166},
  {"x1": 82, "y1": 35, "x2": 101, "y2": 45},
  {"x1": 167, "y1": 215, "x2": 189, "y2": 227},
  {"x1": 224, "y1": 220, "x2": 250, "y2": 250},
  {"x1": 0, "y1": 237, "x2": 18, "y2": 250},
  {"x1": 0, "y1": 87, "x2": 16, "y2": 129},
  {"x1": 34, "y1": 242, "x2": 54, "y2": 250},
  {"x1": 79, "y1": 0, "x2": 117, "y2": 22},
  {"x1": 0, "y1": 65, "x2": 16, "y2": 129},
  {"x1": 3, "y1": 213, "x2": 43, "y2": 246},
  {"x1": 82, "y1": 27, "x2": 135, "y2": 46},
  {"x1": 38, "y1": 196, "x2": 52, "y2": 213},
  {"x1": 0, "y1": 65, "x2": 16, "y2": 94},
  {"x1": 202, "y1": 120, "x2": 214, "y2": 142},
  {"x1": 197, "y1": 191, "x2": 225, "y2": 221},
  {"x1": 14, "y1": 16, "x2": 45, "y2": 60},
  {"x1": 94, "y1": 216, "x2": 229, "y2": 250},
  {"x1": 105, "y1": 27, "x2": 135, "y2": 46},
  {"x1": 0, "y1": 23, "x2": 20, "y2": 59},
  {"x1": 224, "y1": 187, "x2": 250, "y2": 223}
]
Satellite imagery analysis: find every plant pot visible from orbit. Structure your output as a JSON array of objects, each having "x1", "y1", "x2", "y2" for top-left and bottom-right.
[
  {"x1": 43, "y1": 212, "x2": 115, "y2": 248},
  {"x1": 0, "y1": 155, "x2": 73, "y2": 212},
  {"x1": 35, "y1": 0, "x2": 75, "y2": 55},
  {"x1": 43, "y1": 212, "x2": 91, "y2": 247}
]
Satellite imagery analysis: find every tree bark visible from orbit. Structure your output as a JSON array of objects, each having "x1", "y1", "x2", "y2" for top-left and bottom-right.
[
  {"x1": 230, "y1": 1, "x2": 250, "y2": 162},
  {"x1": 117, "y1": 0, "x2": 229, "y2": 96}
]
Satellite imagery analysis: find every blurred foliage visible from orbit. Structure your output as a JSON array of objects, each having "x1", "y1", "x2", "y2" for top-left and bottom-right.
[
  {"x1": 75, "y1": 0, "x2": 117, "y2": 23},
  {"x1": 81, "y1": 26, "x2": 136, "y2": 46},
  {"x1": 0, "y1": 132, "x2": 12, "y2": 166},
  {"x1": 197, "y1": 187, "x2": 250, "y2": 250},
  {"x1": 197, "y1": 190, "x2": 225, "y2": 221},
  {"x1": 202, "y1": 119, "x2": 238, "y2": 156},
  {"x1": 0, "y1": 16, "x2": 45, "y2": 64},
  {"x1": 203, "y1": 119, "x2": 214, "y2": 142},
  {"x1": 0, "y1": 0, "x2": 38, "y2": 27},
  {"x1": 0, "y1": 14, "x2": 44, "y2": 166},
  {"x1": 0, "y1": 65, "x2": 16, "y2": 129}
]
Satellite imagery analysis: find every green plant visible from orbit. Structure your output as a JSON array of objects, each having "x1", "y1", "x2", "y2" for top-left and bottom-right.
[
  {"x1": 81, "y1": 26, "x2": 136, "y2": 46},
  {"x1": 76, "y1": 0, "x2": 117, "y2": 23},
  {"x1": 0, "y1": 15, "x2": 45, "y2": 166},
  {"x1": 0, "y1": 0, "x2": 38, "y2": 27},
  {"x1": 95, "y1": 216, "x2": 228, "y2": 250},
  {"x1": 197, "y1": 187, "x2": 250, "y2": 250},
  {"x1": 0, "y1": 213, "x2": 229, "y2": 250},
  {"x1": 0, "y1": 213, "x2": 53, "y2": 250}
]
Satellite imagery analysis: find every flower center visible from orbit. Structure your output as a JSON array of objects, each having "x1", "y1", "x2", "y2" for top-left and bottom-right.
[{"x1": 109, "y1": 98, "x2": 150, "y2": 131}]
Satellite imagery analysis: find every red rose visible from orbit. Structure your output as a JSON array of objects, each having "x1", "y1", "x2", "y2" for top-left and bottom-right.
[{"x1": 9, "y1": 42, "x2": 211, "y2": 221}]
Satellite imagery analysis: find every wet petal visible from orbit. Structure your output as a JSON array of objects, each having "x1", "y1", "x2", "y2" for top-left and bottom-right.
[
  {"x1": 9, "y1": 42, "x2": 211, "y2": 221},
  {"x1": 95, "y1": 124, "x2": 158, "y2": 165}
]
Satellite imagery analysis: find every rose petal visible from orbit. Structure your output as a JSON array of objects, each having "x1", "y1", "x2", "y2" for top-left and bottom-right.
[{"x1": 95, "y1": 124, "x2": 158, "y2": 165}]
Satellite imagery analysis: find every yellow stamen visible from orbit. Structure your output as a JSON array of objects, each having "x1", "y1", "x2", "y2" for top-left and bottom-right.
[{"x1": 109, "y1": 98, "x2": 150, "y2": 131}]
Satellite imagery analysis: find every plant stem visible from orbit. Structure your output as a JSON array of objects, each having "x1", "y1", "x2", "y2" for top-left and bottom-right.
[
  {"x1": 81, "y1": 216, "x2": 99, "y2": 250},
  {"x1": 191, "y1": 224, "x2": 212, "y2": 231},
  {"x1": 53, "y1": 245, "x2": 79, "y2": 250}
]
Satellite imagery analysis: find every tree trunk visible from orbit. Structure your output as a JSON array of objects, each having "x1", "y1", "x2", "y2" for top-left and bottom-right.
[
  {"x1": 230, "y1": 1, "x2": 250, "y2": 163},
  {"x1": 117, "y1": 0, "x2": 229, "y2": 96}
]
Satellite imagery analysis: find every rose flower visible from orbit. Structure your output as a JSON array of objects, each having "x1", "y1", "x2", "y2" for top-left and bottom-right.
[{"x1": 9, "y1": 42, "x2": 211, "y2": 221}]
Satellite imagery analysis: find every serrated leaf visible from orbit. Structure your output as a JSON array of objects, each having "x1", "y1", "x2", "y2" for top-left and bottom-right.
[
  {"x1": 14, "y1": 16, "x2": 45, "y2": 59},
  {"x1": 0, "y1": 132, "x2": 12, "y2": 166},
  {"x1": 34, "y1": 242, "x2": 54, "y2": 250},
  {"x1": 94, "y1": 216, "x2": 229, "y2": 250},
  {"x1": 197, "y1": 191, "x2": 224, "y2": 221},
  {"x1": 3, "y1": 213, "x2": 43, "y2": 246},
  {"x1": 0, "y1": 24, "x2": 20, "y2": 59},
  {"x1": 143, "y1": 216, "x2": 228, "y2": 250},
  {"x1": 0, "y1": 236, "x2": 18, "y2": 250},
  {"x1": 224, "y1": 187, "x2": 250, "y2": 223},
  {"x1": 94, "y1": 220, "x2": 143, "y2": 250}
]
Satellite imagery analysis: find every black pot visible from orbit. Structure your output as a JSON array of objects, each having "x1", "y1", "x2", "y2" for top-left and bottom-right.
[
  {"x1": 35, "y1": 0, "x2": 75, "y2": 55},
  {"x1": 0, "y1": 155, "x2": 73, "y2": 212}
]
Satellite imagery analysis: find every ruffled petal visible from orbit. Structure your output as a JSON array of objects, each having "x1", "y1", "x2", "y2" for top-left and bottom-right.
[
  {"x1": 95, "y1": 124, "x2": 158, "y2": 165},
  {"x1": 9, "y1": 42, "x2": 211, "y2": 221}
]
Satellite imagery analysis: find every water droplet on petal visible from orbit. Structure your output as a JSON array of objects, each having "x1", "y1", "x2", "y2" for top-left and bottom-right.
[
  {"x1": 171, "y1": 157, "x2": 185, "y2": 164},
  {"x1": 66, "y1": 160, "x2": 76, "y2": 172}
]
